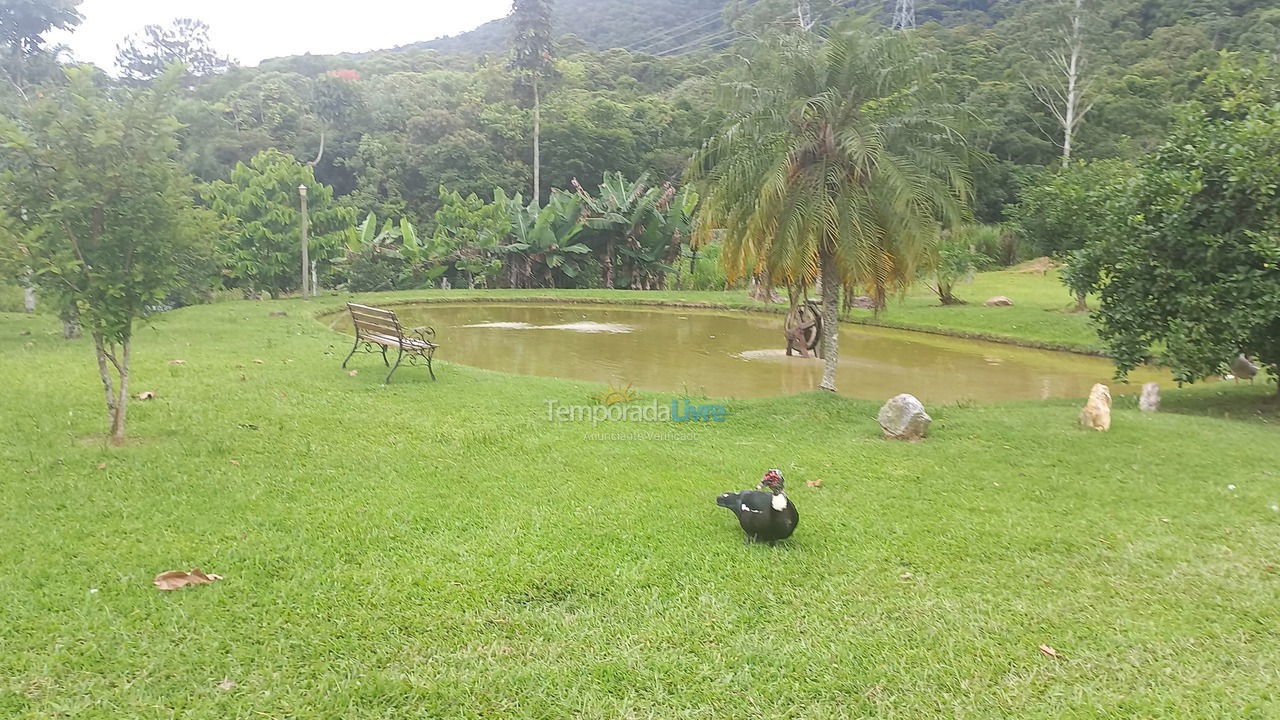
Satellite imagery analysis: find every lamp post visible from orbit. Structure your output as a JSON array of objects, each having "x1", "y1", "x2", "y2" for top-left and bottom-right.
[{"x1": 299, "y1": 184, "x2": 310, "y2": 298}]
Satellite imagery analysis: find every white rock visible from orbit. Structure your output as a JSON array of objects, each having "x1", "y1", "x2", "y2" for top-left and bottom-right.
[
  {"x1": 1080, "y1": 383, "x2": 1112, "y2": 432},
  {"x1": 1139, "y1": 382, "x2": 1161, "y2": 412},
  {"x1": 984, "y1": 296, "x2": 1014, "y2": 307},
  {"x1": 878, "y1": 394, "x2": 932, "y2": 441}
]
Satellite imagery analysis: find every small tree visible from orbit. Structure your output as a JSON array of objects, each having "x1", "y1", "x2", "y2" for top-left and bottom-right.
[
  {"x1": 1068, "y1": 56, "x2": 1280, "y2": 393},
  {"x1": 511, "y1": 0, "x2": 555, "y2": 203},
  {"x1": 1007, "y1": 159, "x2": 1138, "y2": 310},
  {"x1": 927, "y1": 225, "x2": 995, "y2": 306},
  {"x1": 204, "y1": 150, "x2": 355, "y2": 297},
  {"x1": 0, "y1": 67, "x2": 216, "y2": 443}
]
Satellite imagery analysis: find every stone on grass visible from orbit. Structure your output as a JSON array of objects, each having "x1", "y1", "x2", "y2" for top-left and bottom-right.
[
  {"x1": 984, "y1": 296, "x2": 1014, "y2": 307},
  {"x1": 878, "y1": 394, "x2": 932, "y2": 441},
  {"x1": 1079, "y1": 383, "x2": 1112, "y2": 431},
  {"x1": 1139, "y1": 383, "x2": 1160, "y2": 413}
]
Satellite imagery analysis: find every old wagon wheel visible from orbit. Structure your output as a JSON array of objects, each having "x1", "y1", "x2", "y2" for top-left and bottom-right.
[{"x1": 784, "y1": 302, "x2": 822, "y2": 353}]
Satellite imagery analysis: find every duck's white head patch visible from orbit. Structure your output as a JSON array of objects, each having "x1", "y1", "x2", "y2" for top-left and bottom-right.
[{"x1": 772, "y1": 494, "x2": 788, "y2": 511}]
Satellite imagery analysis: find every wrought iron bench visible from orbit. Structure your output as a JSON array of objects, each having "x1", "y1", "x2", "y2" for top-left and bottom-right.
[{"x1": 342, "y1": 303, "x2": 438, "y2": 384}]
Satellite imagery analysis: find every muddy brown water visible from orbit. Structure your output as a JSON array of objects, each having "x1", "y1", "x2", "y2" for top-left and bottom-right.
[{"x1": 328, "y1": 302, "x2": 1171, "y2": 403}]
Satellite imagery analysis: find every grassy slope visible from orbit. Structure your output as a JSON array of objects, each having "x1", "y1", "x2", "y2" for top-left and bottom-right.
[{"x1": 1, "y1": 291, "x2": 1278, "y2": 718}]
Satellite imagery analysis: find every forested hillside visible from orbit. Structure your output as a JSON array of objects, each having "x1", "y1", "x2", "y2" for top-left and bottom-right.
[{"x1": 3, "y1": 0, "x2": 1279, "y2": 299}]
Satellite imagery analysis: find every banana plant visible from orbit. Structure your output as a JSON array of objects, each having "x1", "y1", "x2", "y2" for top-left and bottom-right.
[
  {"x1": 505, "y1": 191, "x2": 591, "y2": 288},
  {"x1": 576, "y1": 173, "x2": 698, "y2": 290}
]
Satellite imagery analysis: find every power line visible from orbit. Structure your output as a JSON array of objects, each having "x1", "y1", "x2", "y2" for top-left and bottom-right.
[
  {"x1": 624, "y1": 0, "x2": 765, "y2": 55},
  {"x1": 624, "y1": 8, "x2": 731, "y2": 53},
  {"x1": 653, "y1": 28, "x2": 741, "y2": 57},
  {"x1": 632, "y1": 14, "x2": 726, "y2": 54}
]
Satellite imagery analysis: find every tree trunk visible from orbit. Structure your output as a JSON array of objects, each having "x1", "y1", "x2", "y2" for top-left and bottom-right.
[
  {"x1": 532, "y1": 77, "x2": 541, "y2": 204},
  {"x1": 818, "y1": 250, "x2": 840, "y2": 393},
  {"x1": 110, "y1": 340, "x2": 131, "y2": 445},
  {"x1": 603, "y1": 239, "x2": 615, "y2": 289},
  {"x1": 23, "y1": 286, "x2": 36, "y2": 313},
  {"x1": 1074, "y1": 292, "x2": 1088, "y2": 312},
  {"x1": 61, "y1": 307, "x2": 82, "y2": 339},
  {"x1": 92, "y1": 333, "x2": 117, "y2": 425}
]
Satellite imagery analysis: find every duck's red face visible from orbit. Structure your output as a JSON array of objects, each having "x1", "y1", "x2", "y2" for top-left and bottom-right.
[{"x1": 759, "y1": 469, "x2": 784, "y2": 492}]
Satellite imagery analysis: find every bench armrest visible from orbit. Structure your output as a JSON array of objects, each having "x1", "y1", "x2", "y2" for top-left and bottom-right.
[{"x1": 409, "y1": 326, "x2": 438, "y2": 345}]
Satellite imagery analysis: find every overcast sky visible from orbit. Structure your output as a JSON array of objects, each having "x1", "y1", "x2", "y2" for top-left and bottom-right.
[{"x1": 49, "y1": 0, "x2": 513, "y2": 71}]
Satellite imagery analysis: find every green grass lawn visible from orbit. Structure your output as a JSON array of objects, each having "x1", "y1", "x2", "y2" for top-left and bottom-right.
[{"x1": 2, "y1": 286, "x2": 1278, "y2": 718}]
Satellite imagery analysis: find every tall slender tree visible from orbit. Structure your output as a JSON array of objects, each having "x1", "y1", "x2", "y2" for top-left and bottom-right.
[
  {"x1": 691, "y1": 19, "x2": 972, "y2": 392},
  {"x1": 1024, "y1": 0, "x2": 1097, "y2": 167},
  {"x1": 511, "y1": 0, "x2": 555, "y2": 203}
]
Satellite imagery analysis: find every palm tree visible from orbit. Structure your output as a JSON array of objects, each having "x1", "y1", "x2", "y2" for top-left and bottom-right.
[{"x1": 690, "y1": 18, "x2": 972, "y2": 392}]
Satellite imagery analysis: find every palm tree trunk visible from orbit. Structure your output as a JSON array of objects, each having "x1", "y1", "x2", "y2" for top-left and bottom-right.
[
  {"x1": 818, "y1": 249, "x2": 840, "y2": 392},
  {"x1": 532, "y1": 77, "x2": 541, "y2": 203}
]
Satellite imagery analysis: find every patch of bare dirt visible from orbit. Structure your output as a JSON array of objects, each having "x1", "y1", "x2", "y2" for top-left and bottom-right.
[{"x1": 1012, "y1": 257, "x2": 1062, "y2": 273}]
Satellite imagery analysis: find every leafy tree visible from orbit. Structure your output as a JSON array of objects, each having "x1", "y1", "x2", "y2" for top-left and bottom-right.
[
  {"x1": 691, "y1": 20, "x2": 972, "y2": 392},
  {"x1": 431, "y1": 186, "x2": 510, "y2": 288},
  {"x1": 1007, "y1": 159, "x2": 1139, "y2": 309},
  {"x1": 1067, "y1": 56, "x2": 1280, "y2": 392},
  {"x1": 0, "y1": 0, "x2": 81, "y2": 90},
  {"x1": 115, "y1": 18, "x2": 233, "y2": 83},
  {"x1": 927, "y1": 225, "x2": 998, "y2": 305},
  {"x1": 512, "y1": 0, "x2": 555, "y2": 202},
  {"x1": 204, "y1": 150, "x2": 356, "y2": 296},
  {"x1": 336, "y1": 212, "x2": 431, "y2": 292},
  {"x1": 0, "y1": 68, "x2": 216, "y2": 443}
]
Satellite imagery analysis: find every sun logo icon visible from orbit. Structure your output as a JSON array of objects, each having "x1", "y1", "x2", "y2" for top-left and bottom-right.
[{"x1": 594, "y1": 383, "x2": 638, "y2": 406}]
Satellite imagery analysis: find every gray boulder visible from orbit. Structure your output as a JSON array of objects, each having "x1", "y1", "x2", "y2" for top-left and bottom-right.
[
  {"x1": 1139, "y1": 383, "x2": 1160, "y2": 412},
  {"x1": 878, "y1": 394, "x2": 932, "y2": 441}
]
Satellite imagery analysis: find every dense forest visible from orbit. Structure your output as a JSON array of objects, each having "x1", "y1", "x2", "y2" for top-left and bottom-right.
[{"x1": 2, "y1": 0, "x2": 1279, "y2": 297}]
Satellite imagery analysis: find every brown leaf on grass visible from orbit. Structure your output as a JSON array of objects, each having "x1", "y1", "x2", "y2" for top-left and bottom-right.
[
  {"x1": 252, "y1": 359, "x2": 264, "y2": 365},
  {"x1": 216, "y1": 678, "x2": 237, "y2": 691},
  {"x1": 239, "y1": 374, "x2": 247, "y2": 382},
  {"x1": 153, "y1": 568, "x2": 223, "y2": 591},
  {"x1": 805, "y1": 480, "x2": 823, "y2": 488},
  {"x1": 168, "y1": 359, "x2": 186, "y2": 366},
  {"x1": 136, "y1": 391, "x2": 157, "y2": 400},
  {"x1": 96, "y1": 463, "x2": 106, "y2": 471},
  {"x1": 1039, "y1": 644, "x2": 1061, "y2": 659},
  {"x1": 229, "y1": 459, "x2": 240, "y2": 466},
  {"x1": 348, "y1": 370, "x2": 359, "y2": 377}
]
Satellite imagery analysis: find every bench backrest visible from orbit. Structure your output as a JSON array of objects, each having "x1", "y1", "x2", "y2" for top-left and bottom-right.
[{"x1": 348, "y1": 303, "x2": 403, "y2": 339}]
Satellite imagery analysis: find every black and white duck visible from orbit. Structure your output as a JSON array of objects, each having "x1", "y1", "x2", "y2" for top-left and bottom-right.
[{"x1": 716, "y1": 469, "x2": 799, "y2": 545}]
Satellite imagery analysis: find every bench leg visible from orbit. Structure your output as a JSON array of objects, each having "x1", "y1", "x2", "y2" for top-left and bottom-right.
[
  {"x1": 384, "y1": 347, "x2": 404, "y2": 385},
  {"x1": 342, "y1": 337, "x2": 360, "y2": 369},
  {"x1": 380, "y1": 345, "x2": 390, "y2": 367},
  {"x1": 426, "y1": 348, "x2": 437, "y2": 381}
]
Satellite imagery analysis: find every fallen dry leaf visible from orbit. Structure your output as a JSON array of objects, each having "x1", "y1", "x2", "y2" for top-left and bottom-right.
[
  {"x1": 805, "y1": 479, "x2": 823, "y2": 488},
  {"x1": 899, "y1": 571, "x2": 913, "y2": 581},
  {"x1": 153, "y1": 568, "x2": 223, "y2": 591},
  {"x1": 229, "y1": 459, "x2": 240, "y2": 466},
  {"x1": 1039, "y1": 644, "x2": 1060, "y2": 659},
  {"x1": 216, "y1": 678, "x2": 237, "y2": 691},
  {"x1": 136, "y1": 391, "x2": 157, "y2": 400},
  {"x1": 168, "y1": 359, "x2": 186, "y2": 366},
  {"x1": 252, "y1": 359, "x2": 264, "y2": 365},
  {"x1": 96, "y1": 463, "x2": 106, "y2": 471},
  {"x1": 348, "y1": 370, "x2": 359, "y2": 377},
  {"x1": 239, "y1": 374, "x2": 247, "y2": 381}
]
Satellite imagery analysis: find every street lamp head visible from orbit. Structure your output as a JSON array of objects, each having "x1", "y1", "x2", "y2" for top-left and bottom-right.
[{"x1": 298, "y1": 184, "x2": 308, "y2": 197}]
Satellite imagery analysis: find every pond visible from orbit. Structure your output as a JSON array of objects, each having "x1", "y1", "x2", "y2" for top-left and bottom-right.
[{"x1": 328, "y1": 302, "x2": 1171, "y2": 403}]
